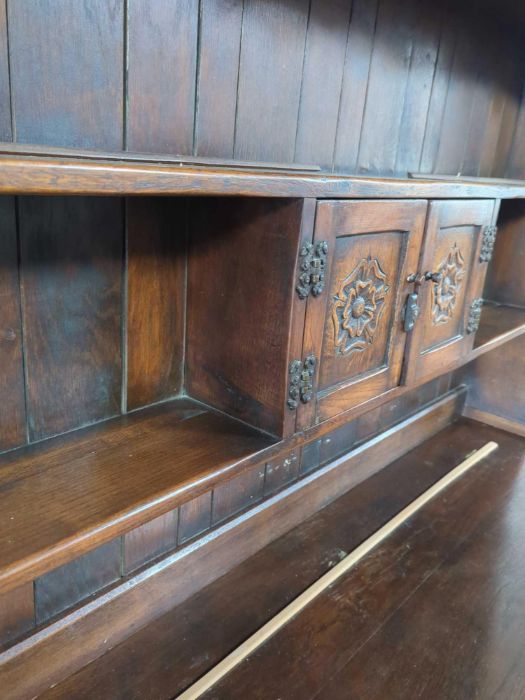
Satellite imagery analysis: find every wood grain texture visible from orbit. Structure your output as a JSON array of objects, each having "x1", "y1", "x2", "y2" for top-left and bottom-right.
[
  {"x1": 0, "y1": 197, "x2": 26, "y2": 451},
  {"x1": 0, "y1": 393, "x2": 463, "y2": 700},
  {"x1": 37, "y1": 413, "x2": 496, "y2": 700},
  {"x1": 0, "y1": 398, "x2": 271, "y2": 594},
  {"x1": 264, "y1": 451, "x2": 300, "y2": 497},
  {"x1": 18, "y1": 196, "x2": 123, "y2": 441},
  {"x1": 8, "y1": 0, "x2": 123, "y2": 149},
  {"x1": 201, "y1": 421, "x2": 520, "y2": 699},
  {"x1": 195, "y1": 0, "x2": 243, "y2": 158},
  {"x1": 234, "y1": 0, "x2": 309, "y2": 162},
  {"x1": 333, "y1": 0, "x2": 378, "y2": 173},
  {"x1": 35, "y1": 539, "x2": 121, "y2": 625},
  {"x1": 212, "y1": 465, "x2": 266, "y2": 525},
  {"x1": 294, "y1": 0, "x2": 352, "y2": 168},
  {"x1": 0, "y1": 0, "x2": 11, "y2": 141},
  {"x1": 126, "y1": 197, "x2": 186, "y2": 410},
  {"x1": 123, "y1": 509, "x2": 178, "y2": 574},
  {"x1": 178, "y1": 492, "x2": 212, "y2": 545},
  {"x1": 186, "y1": 198, "x2": 304, "y2": 437},
  {"x1": 0, "y1": 583, "x2": 33, "y2": 650},
  {"x1": 126, "y1": 0, "x2": 198, "y2": 154}
]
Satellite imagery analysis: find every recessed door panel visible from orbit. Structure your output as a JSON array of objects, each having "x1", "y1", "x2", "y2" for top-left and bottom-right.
[
  {"x1": 298, "y1": 200, "x2": 427, "y2": 427},
  {"x1": 403, "y1": 200, "x2": 496, "y2": 385}
]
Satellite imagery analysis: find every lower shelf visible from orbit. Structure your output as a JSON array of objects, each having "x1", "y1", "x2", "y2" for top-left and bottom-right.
[
  {"x1": 0, "y1": 398, "x2": 273, "y2": 594},
  {"x1": 473, "y1": 302, "x2": 525, "y2": 355}
]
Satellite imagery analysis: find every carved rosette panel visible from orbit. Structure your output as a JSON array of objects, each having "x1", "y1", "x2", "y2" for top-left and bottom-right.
[
  {"x1": 332, "y1": 256, "x2": 390, "y2": 356},
  {"x1": 432, "y1": 244, "x2": 465, "y2": 325}
]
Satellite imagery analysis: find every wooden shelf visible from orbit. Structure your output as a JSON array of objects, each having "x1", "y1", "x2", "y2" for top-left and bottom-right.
[
  {"x1": 0, "y1": 398, "x2": 273, "y2": 594},
  {"x1": 472, "y1": 303, "x2": 525, "y2": 357},
  {"x1": 1, "y1": 144, "x2": 525, "y2": 198}
]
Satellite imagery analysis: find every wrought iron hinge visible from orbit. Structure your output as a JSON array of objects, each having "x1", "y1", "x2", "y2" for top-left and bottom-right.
[
  {"x1": 480, "y1": 225, "x2": 497, "y2": 263},
  {"x1": 287, "y1": 355, "x2": 316, "y2": 410},
  {"x1": 467, "y1": 298, "x2": 483, "y2": 334},
  {"x1": 296, "y1": 241, "x2": 328, "y2": 299}
]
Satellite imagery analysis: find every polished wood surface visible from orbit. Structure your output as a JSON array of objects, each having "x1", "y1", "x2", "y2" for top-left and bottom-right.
[
  {"x1": 0, "y1": 393, "x2": 461, "y2": 699},
  {"x1": 0, "y1": 398, "x2": 271, "y2": 594},
  {"x1": 1, "y1": 2, "x2": 524, "y2": 178},
  {"x1": 198, "y1": 420, "x2": 525, "y2": 700},
  {"x1": 38, "y1": 417, "x2": 521, "y2": 700}
]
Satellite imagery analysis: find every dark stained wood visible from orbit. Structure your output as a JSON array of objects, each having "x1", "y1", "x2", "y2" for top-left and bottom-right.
[
  {"x1": 0, "y1": 197, "x2": 26, "y2": 451},
  {"x1": 212, "y1": 465, "x2": 266, "y2": 525},
  {"x1": 0, "y1": 583, "x2": 33, "y2": 650},
  {"x1": 0, "y1": 1, "x2": 11, "y2": 141},
  {"x1": 233, "y1": 0, "x2": 309, "y2": 162},
  {"x1": 201, "y1": 420, "x2": 525, "y2": 700},
  {"x1": 0, "y1": 398, "x2": 271, "y2": 594},
  {"x1": 37, "y1": 416, "x2": 516, "y2": 700},
  {"x1": 126, "y1": 0, "x2": 198, "y2": 154},
  {"x1": 123, "y1": 509, "x2": 178, "y2": 575},
  {"x1": 264, "y1": 451, "x2": 300, "y2": 497},
  {"x1": 18, "y1": 196, "x2": 123, "y2": 441},
  {"x1": 472, "y1": 303, "x2": 525, "y2": 351},
  {"x1": 294, "y1": 0, "x2": 352, "y2": 169},
  {"x1": 3, "y1": 153, "x2": 525, "y2": 198},
  {"x1": 195, "y1": 0, "x2": 243, "y2": 158},
  {"x1": 333, "y1": 0, "x2": 378, "y2": 173},
  {"x1": 186, "y1": 198, "x2": 305, "y2": 437},
  {"x1": 301, "y1": 199, "x2": 426, "y2": 425},
  {"x1": 357, "y1": 0, "x2": 416, "y2": 176},
  {"x1": 35, "y1": 539, "x2": 121, "y2": 625},
  {"x1": 126, "y1": 197, "x2": 186, "y2": 410},
  {"x1": 0, "y1": 392, "x2": 462, "y2": 699},
  {"x1": 178, "y1": 492, "x2": 212, "y2": 545},
  {"x1": 484, "y1": 200, "x2": 525, "y2": 306},
  {"x1": 7, "y1": 1, "x2": 123, "y2": 149}
]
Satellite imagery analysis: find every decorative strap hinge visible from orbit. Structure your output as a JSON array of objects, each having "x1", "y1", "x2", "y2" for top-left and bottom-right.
[
  {"x1": 296, "y1": 241, "x2": 328, "y2": 299},
  {"x1": 287, "y1": 355, "x2": 317, "y2": 410},
  {"x1": 467, "y1": 298, "x2": 483, "y2": 334},
  {"x1": 479, "y1": 225, "x2": 497, "y2": 263}
]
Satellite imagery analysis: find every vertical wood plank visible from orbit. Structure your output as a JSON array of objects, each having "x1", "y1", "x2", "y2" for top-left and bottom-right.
[
  {"x1": 433, "y1": 16, "x2": 480, "y2": 175},
  {"x1": 126, "y1": 198, "x2": 186, "y2": 411},
  {"x1": 127, "y1": 0, "x2": 199, "y2": 154},
  {"x1": 358, "y1": 0, "x2": 417, "y2": 176},
  {"x1": 124, "y1": 509, "x2": 179, "y2": 574},
  {"x1": 506, "y1": 81, "x2": 525, "y2": 179},
  {"x1": 264, "y1": 451, "x2": 299, "y2": 497},
  {"x1": 211, "y1": 465, "x2": 265, "y2": 525},
  {"x1": 178, "y1": 492, "x2": 212, "y2": 545},
  {"x1": 333, "y1": 0, "x2": 378, "y2": 173},
  {"x1": 491, "y1": 67, "x2": 523, "y2": 177},
  {"x1": 0, "y1": 197, "x2": 26, "y2": 451},
  {"x1": 0, "y1": 582, "x2": 34, "y2": 648},
  {"x1": 19, "y1": 197, "x2": 122, "y2": 441},
  {"x1": 234, "y1": 0, "x2": 309, "y2": 162},
  {"x1": 294, "y1": 0, "x2": 352, "y2": 169},
  {"x1": 394, "y1": 3, "x2": 442, "y2": 176},
  {"x1": 0, "y1": 0, "x2": 11, "y2": 141},
  {"x1": 34, "y1": 539, "x2": 121, "y2": 624},
  {"x1": 419, "y1": 7, "x2": 457, "y2": 173},
  {"x1": 195, "y1": 0, "x2": 243, "y2": 158},
  {"x1": 8, "y1": 0, "x2": 123, "y2": 149}
]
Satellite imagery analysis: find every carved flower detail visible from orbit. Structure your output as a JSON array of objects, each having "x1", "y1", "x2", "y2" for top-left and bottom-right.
[
  {"x1": 332, "y1": 256, "x2": 390, "y2": 356},
  {"x1": 432, "y1": 244, "x2": 465, "y2": 325}
]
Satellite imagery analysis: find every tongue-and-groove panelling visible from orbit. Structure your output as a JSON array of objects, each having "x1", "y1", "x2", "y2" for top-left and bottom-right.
[{"x1": 0, "y1": 0, "x2": 524, "y2": 177}]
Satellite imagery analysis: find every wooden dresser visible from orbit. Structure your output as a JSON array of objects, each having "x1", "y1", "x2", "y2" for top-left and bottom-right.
[{"x1": 1, "y1": 1, "x2": 525, "y2": 697}]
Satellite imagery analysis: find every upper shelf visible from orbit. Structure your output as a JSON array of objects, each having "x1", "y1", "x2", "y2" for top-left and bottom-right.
[{"x1": 1, "y1": 143, "x2": 525, "y2": 199}]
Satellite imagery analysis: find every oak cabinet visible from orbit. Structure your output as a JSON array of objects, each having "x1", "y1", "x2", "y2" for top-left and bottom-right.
[
  {"x1": 298, "y1": 200, "x2": 427, "y2": 426},
  {"x1": 402, "y1": 199, "x2": 496, "y2": 385},
  {"x1": 295, "y1": 198, "x2": 497, "y2": 428}
]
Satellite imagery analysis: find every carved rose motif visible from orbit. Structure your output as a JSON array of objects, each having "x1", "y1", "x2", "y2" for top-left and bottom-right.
[
  {"x1": 432, "y1": 244, "x2": 465, "y2": 325},
  {"x1": 332, "y1": 256, "x2": 390, "y2": 356}
]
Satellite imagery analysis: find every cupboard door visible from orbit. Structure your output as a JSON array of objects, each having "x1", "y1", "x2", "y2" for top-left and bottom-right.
[
  {"x1": 402, "y1": 199, "x2": 496, "y2": 385},
  {"x1": 299, "y1": 200, "x2": 426, "y2": 427}
]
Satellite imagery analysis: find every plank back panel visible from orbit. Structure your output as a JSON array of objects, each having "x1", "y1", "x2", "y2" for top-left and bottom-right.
[
  {"x1": 0, "y1": 1, "x2": 11, "y2": 141},
  {"x1": 0, "y1": 197, "x2": 26, "y2": 451},
  {"x1": 19, "y1": 196, "x2": 123, "y2": 441},
  {"x1": 8, "y1": 0, "x2": 123, "y2": 149},
  {"x1": 126, "y1": 198, "x2": 186, "y2": 411}
]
